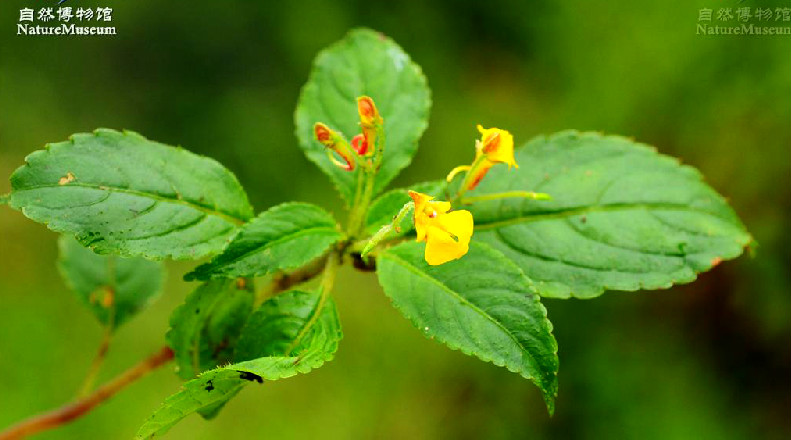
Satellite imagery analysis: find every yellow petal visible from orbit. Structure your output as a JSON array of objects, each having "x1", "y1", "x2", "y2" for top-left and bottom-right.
[
  {"x1": 408, "y1": 190, "x2": 432, "y2": 212},
  {"x1": 414, "y1": 215, "x2": 428, "y2": 242},
  {"x1": 437, "y1": 210, "x2": 473, "y2": 243},
  {"x1": 427, "y1": 199, "x2": 451, "y2": 215},
  {"x1": 476, "y1": 125, "x2": 518, "y2": 169},
  {"x1": 423, "y1": 210, "x2": 473, "y2": 265},
  {"x1": 424, "y1": 229, "x2": 466, "y2": 265},
  {"x1": 409, "y1": 190, "x2": 434, "y2": 241}
]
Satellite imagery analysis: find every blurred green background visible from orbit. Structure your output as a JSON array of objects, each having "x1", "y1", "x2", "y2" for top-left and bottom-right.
[{"x1": 1, "y1": 0, "x2": 789, "y2": 438}]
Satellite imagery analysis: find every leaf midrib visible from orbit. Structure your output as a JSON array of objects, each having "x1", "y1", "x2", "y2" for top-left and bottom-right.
[
  {"x1": 380, "y1": 252, "x2": 537, "y2": 381},
  {"x1": 13, "y1": 182, "x2": 249, "y2": 226},
  {"x1": 199, "y1": 226, "x2": 341, "y2": 276},
  {"x1": 473, "y1": 202, "x2": 739, "y2": 231}
]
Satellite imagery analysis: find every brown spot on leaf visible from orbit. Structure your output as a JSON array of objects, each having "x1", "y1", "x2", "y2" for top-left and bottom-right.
[
  {"x1": 58, "y1": 172, "x2": 75, "y2": 185},
  {"x1": 101, "y1": 287, "x2": 115, "y2": 308},
  {"x1": 711, "y1": 257, "x2": 723, "y2": 267}
]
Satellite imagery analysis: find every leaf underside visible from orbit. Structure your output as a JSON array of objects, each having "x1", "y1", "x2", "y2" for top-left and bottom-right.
[
  {"x1": 57, "y1": 235, "x2": 165, "y2": 330},
  {"x1": 469, "y1": 131, "x2": 752, "y2": 299},
  {"x1": 166, "y1": 280, "x2": 254, "y2": 380},
  {"x1": 138, "y1": 289, "x2": 341, "y2": 438}
]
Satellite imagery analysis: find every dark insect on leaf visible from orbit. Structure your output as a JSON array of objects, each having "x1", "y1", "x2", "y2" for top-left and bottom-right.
[{"x1": 237, "y1": 371, "x2": 263, "y2": 383}]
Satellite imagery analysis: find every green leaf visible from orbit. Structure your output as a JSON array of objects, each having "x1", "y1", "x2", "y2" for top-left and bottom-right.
[
  {"x1": 166, "y1": 280, "x2": 254, "y2": 380},
  {"x1": 57, "y1": 235, "x2": 165, "y2": 331},
  {"x1": 0, "y1": 193, "x2": 9, "y2": 205},
  {"x1": 9, "y1": 129, "x2": 253, "y2": 260},
  {"x1": 295, "y1": 28, "x2": 431, "y2": 205},
  {"x1": 376, "y1": 241, "x2": 558, "y2": 412},
  {"x1": 234, "y1": 290, "x2": 340, "y2": 363},
  {"x1": 185, "y1": 203, "x2": 343, "y2": 281},
  {"x1": 469, "y1": 131, "x2": 752, "y2": 299},
  {"x1": 364, "y1": 181, "x2": 446, "y2": 237},
  {"x1": 138, "y1": 289, "x2": 341, "y2": 439}
]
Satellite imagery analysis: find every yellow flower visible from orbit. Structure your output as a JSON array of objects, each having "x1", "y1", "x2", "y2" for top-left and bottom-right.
[
  {"x1": 476, "y1": 124, "x2": 517, "y2": 168},
  {"x1": 446, "y1": 125, "x2": 518, "y2": 191},
  {"x1": 408, "y1": 190, "x2": 474, "y2": 265}
]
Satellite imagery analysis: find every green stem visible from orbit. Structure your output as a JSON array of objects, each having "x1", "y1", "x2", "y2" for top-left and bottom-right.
[
  {"x1": 78, "y1": 256, "x2": 118, "y2": 397},
  {"x1": 77, "y1": 328, "x2": 112, "y2": 398},
  {"x1": 461, "y1": 191, "x2": 552, "y2": 204},
  {"x1": 254, "y1": 254, "x2": 329, "y2": 308},
  {"x1": 351, "y1": 169, "x2": 376, "y2": 235},
  {"x1": 285, "y1": 253, "x2": 338, "y2": 356},
  {"x1": 455, "y1": 153, "x2": 488, "y2": 202},
  {"x1": 346, "y1": 123, "x2": 385, "y2": 237},
  {"x1": 360, "y1": 201, "x2": 414, "y2": 258},
  {"x1": 347, "y1": 168, "x2": 366, "y2": 233}
]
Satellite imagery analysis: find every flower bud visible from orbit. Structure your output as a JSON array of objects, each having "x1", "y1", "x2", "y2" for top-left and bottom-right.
[
  {"x1": 356, "y1": 96, "x2": 383, "y2": 158},
  {"x1": 351, "y1": 134, "x2": 369, "y2": 156},
  {"x1": 314, "y1": 122, "x2": 355, "y2": 171},
  {"x1": 357, "y1": 96, "x2": 382, "y2": 126}
]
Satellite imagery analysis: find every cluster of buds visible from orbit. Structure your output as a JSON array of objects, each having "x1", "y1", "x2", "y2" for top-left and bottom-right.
[
  {"x1": 314, "y1": 96, "x2": 383, "y2": 172},
  {"x1": 319, "y1": 102, "x2": 540, "y2": 266}
]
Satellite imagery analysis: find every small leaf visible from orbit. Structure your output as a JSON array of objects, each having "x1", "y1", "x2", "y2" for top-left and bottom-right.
[
  {"x1": 377, "y1": 241, "x2": 559, "y2": 412},
  {"x1": 295, "y1": 28, "x2": 431, "y2": 205},
  {"x1": 57, "y1": 235, "x2": 165, "y2": 331},
  {"x1": 364, "y1": 181, "x2": 446, "y2": 237},
  {"x1": 185, "y1": 203, "x2": 343, "y2": 281},
  {"x1": 9, "y1": 129, "x2": 253, "y2": 260},
  {"x1": 469, "y1": 131, "x2": 752, "y2": 298},
  {"x1": 166, "y1": 280, "x2": 254, "y2": 380},
  {"x1": 138, "y1": 289, "x2": 341, "y2": 438},
  {"x1": 234, "y1": 289, "x2": 341, "y2": 364}
]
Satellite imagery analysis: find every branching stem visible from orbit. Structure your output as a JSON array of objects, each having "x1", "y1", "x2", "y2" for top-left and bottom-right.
[
  {"x1": 77, "y1": 328, "x2": 112, "y2": 397},
  {"x1": 0, "y1": 346, "x2": 174, "y2": 440},
  {"x1": 254, "y1": 253, "x2": 330, "y2": 307}
]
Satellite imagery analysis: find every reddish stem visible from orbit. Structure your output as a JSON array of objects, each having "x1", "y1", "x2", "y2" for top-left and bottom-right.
[{"x1": 0, "y1": 346, "x2": 174, "y2": 440}]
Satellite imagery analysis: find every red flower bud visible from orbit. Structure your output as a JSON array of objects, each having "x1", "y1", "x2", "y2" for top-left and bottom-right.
[
  {"x1": 314, "y1": 122, "x2": 355, "y2": 171},
  {"x1": 357, "y1": 96, "x2": 379, "y2": 125},
  {"x1": 351, "y1": 134, "x2": 368, "y2": 155},
  {"x1": 314, "y1": 123, "x2": 332, "y2": 143}
]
